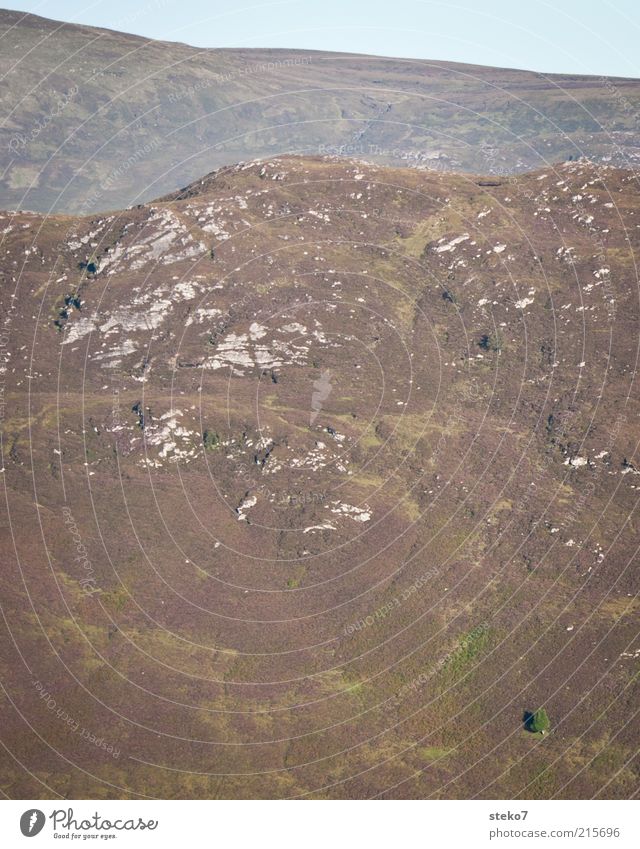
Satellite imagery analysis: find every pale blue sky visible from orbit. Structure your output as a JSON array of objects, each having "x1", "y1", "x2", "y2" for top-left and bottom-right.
[{"x1": 7, "y1": 0, "x2": 640, "y2": 77}]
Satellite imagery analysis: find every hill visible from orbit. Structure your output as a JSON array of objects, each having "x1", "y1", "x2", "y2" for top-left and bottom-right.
[{"x1": 0, "y1": 155, "x2": 638, "y2": 798}]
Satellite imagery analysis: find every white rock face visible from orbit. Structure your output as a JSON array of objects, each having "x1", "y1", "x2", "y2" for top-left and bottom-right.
[
  {"x1": 302, "y1": 523, "x2": 336, "y2": 533},
  {"x1": 237, "y1": 494, "x2": 257, "y2": 521},
  {"x1": 564, "y1": 456, "x2": 588, "y2": 468},
  {"x1": 514, "y1": 297, "x2": 534, "y2": 309},
  {"x1": 434, "y1": 234, "x2": 469, "y2": 254},
  {"x1": 329, "y1": 501, "x2": 371, "y2": 522},
  {"x1": 141, "y1": 409, "x2": 200, "y2": 467}
]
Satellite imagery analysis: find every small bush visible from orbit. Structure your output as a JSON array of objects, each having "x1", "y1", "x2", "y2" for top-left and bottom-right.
[
  {"x1": 203, "y1": 430, "x2": 220, "y2": 451},
  {"x1": 64, "y1": 294, "x2": 81, "y2": 310},
  {"x1": 479, "y1": 331, "x2": 503, "y2": 352},
  {"x1": 526, "y1": 708, "x2": 550, "y2": 734}
]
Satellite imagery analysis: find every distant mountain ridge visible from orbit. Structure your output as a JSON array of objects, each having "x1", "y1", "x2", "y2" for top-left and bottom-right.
[
  {"x1": 1, "y1": 154, "x2": 638, "y2": 798},
  {"x1": 2, "y1": 8, "x2": 640, "y2": 214}
]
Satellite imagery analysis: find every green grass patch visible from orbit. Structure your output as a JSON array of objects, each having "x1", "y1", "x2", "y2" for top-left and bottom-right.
[
  {"x1": 442, "y1": 623, "x2": 492, "y2": 681},
  {"x1": 418, "y1": 746, "x2": 453, "y2": 761}
]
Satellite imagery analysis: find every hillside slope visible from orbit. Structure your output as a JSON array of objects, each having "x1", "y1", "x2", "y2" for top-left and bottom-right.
[
  {"x1": 0, "y1": 155, "x2": 639, "y2": 799},
  {"x1": 2, "y1": 8, "x2": 640, "y2": 213}
]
